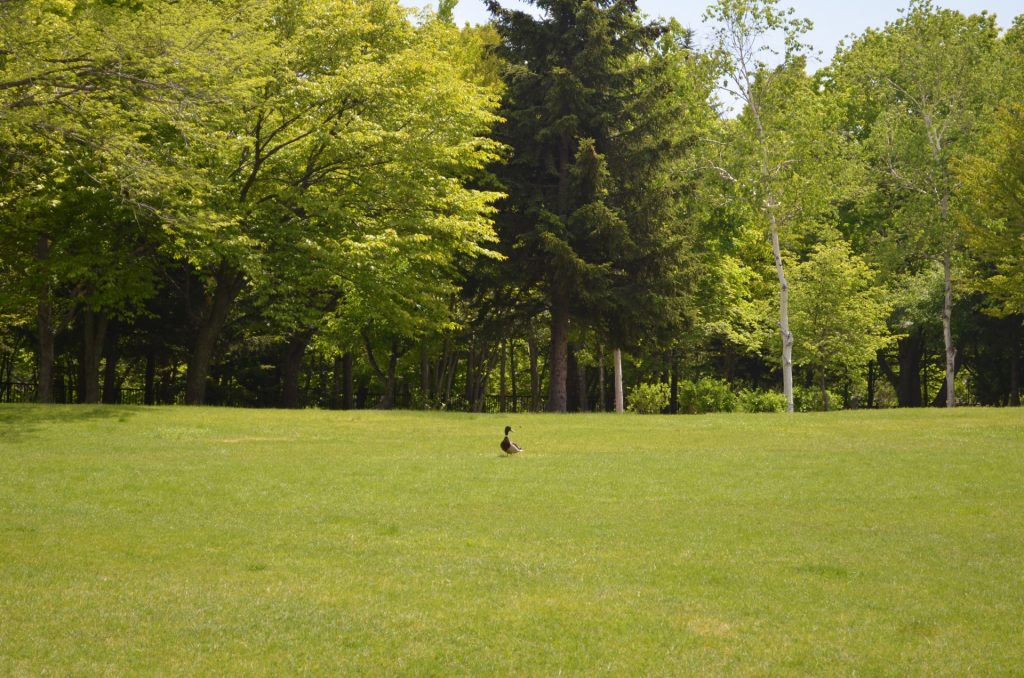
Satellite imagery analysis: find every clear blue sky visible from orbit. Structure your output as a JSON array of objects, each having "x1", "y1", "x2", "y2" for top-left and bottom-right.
[{"x1": 441, "y1": 1, "x2": 1022, "y2": 67}]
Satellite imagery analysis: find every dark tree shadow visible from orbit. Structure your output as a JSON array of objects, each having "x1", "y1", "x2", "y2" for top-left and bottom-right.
[{"x1": 0, "y1": 404, "x2": 140, "y2": 444}]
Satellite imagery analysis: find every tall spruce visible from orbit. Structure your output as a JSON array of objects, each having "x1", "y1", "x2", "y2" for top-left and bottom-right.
[{"x1": 485, "y1": 0, "x2": 703, "y2": 412}]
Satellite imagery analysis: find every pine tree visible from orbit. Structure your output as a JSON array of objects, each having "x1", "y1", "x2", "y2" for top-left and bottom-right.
[{"x1": 485, "y1": 0, "x2": 708, "y2": 411}]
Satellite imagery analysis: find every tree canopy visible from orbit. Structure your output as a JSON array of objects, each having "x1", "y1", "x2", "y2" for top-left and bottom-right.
[{"x1": 1, "y1": 0, "x2": 1021, "y2": 411}]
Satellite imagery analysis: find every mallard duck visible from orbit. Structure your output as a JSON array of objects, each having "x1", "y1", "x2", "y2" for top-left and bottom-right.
[{"x1": 500, "y1": 425, "x2": 523, "y2": 454}]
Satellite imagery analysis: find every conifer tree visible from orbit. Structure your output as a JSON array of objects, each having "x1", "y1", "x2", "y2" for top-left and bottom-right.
[{"x1": 485, "y1": 0, "x2": 709, "y2": 411}]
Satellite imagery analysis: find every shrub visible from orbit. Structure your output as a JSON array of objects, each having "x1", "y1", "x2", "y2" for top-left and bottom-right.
[
  {"x1": 627, "y1": 382, "x2": 671, "y2": 414},
  {"x1": 737, "y1": 388, "x2": 787, "y2": 413},
  {"x1": 794, "y1": 385, "x2": 844, "y2": 412},
  {"x1": 677, "y1": 377, "x2": 738, "y2": 414}
]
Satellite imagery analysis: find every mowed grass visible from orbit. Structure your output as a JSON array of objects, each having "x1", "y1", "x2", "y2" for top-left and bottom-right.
[{"x1": 1, "y1": 406, "x2": 1022, "y2": 676}]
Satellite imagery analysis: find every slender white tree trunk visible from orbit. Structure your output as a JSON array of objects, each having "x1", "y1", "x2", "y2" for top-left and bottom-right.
[
  {"x1": 770, "y1": 216, "x2": 794, "y2": 413},
  {"x1": 613, "y1": 348, "x2": 624, "y2": 413},
  {"x1": 942, "y1": 251, "x2": 956, "y2": 407}
]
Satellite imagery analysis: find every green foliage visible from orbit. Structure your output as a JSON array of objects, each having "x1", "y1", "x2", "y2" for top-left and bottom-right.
[
  {"x1": 694, "y1": 220, "x2": 777, "y2": 358},
  {"x1": 789, "y1": 240, "x2": 895, "y2": 385},
  {"x1": 1, "y1": 0, "x2": 508, "y2": 404},
  {"x1": 793, "y1": 384, "x2": 845, "y2": 412},
  {"x1": 485, "y1": 0, "x2": 717, "y2": 410},
  {"x1": 677, "y1": 377, "x2": 738, "y2": 414},
  {"x1": 828, "y1": 1, "x2": 1001, "y2": 407},
  {"x1": 678, "y1": 379, "x2": 788, "y2": 414},
  {"x1": 842, "y1": 1, "x2": 998, "y2": 256},
  {"x1": 1, "y1": 0, "x2": 1022, "y2": 410},
  {"x1": 736, "y1": 387, "x2": 787, "y2": 412},
  {"x1": 958, "y1": 103, "x2": 1024, "y2": 317},
  {"x1": 704, "y1": 0, "x2": 866, "y2": 411},
  {"x1": 626, "y1": 381, "x2": 670, "y2": 414}
]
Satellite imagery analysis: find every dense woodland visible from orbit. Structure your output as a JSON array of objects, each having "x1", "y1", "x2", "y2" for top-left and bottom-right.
[{"x1": 1, "y1": 0, "x2": 1021, "y2": 412}]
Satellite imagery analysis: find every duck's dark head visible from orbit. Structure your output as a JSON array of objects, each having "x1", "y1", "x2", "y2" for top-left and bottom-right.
[{"x1": 504, "y1": 426, "x2": 513, "y2": 435}]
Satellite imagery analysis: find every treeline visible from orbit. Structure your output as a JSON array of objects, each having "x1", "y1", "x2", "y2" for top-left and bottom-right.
[{"x1": 1, "y1": 0, "x2": 1021, "y2": 412}]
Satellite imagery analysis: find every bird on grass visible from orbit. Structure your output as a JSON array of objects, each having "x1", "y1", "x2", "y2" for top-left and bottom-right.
[{"x1": 500, "y1": 426, "x2": 523, "y2": 454}]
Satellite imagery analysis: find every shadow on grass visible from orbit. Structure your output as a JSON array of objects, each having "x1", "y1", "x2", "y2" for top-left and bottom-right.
[{"x1": 0, "y1": 403, "x2": 140, "y2": 444}]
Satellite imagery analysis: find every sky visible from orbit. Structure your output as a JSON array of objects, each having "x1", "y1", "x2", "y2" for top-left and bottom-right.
[{"x1": 439, "y1": 0, "x2": 1023, "y2": 69}]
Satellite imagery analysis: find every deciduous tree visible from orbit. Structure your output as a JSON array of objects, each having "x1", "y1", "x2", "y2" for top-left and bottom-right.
[
  {"x1": 789, "y1": 240, "x2": 894, "y2": 410},
  {"x1": 832, "y1": 0, "x2": 999, "y2": 407},
  {"x1": 705, "y1": 0, "x2": 858, "y2": 411}
]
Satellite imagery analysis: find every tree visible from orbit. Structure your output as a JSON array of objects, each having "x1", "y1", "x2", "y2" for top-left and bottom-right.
[
  {"x1": 958, "y1": 79, "x2": 1024, "y2": 317},
  {"x1": 0, "y1": 0, "x2": 184, "y2": 402},
  {"x1": 789, "y1": 240, "x2": 894, "y2": 410},
  {"x1": 485, "y1": 0, "x2": 708, "y2": 412},
  {"x1": 961, "y1": 14, "x2": 1024, "y2": 323},
  {"x1": 1, "y1": 0, "x2": 504, "y2": 406},
  {"x1": 957, "y1": 99, "x2": 1024, "y2": 407},
  {"x1": 832, "y1": 0, "x2": 1000, "y2": 407},
  {"x1": 142, "y1": 0, "x2": 503, "y2": 404},
  {"x1": 705, "y1": 0, "x2": 859, "y2": 412}
]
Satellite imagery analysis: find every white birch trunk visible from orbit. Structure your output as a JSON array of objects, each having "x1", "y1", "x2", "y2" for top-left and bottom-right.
[
  {"x1": 770, "y1": 216, "x2": 795, "y2": 413},
  {"x1": 943, "y1": 251, "x2": 956, "y2": 407},
  {"x1": 613, "y1": 348, "x2": 624, "y2": 413}
]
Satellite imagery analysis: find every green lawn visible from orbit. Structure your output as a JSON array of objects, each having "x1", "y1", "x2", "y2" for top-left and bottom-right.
[{"x1": 1, "y1": 405, "x2": 1022, "y2": 675}]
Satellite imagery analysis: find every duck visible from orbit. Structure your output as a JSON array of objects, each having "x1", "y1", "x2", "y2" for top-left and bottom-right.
[{"x1": 500, "y1": 425, "x2": 523, "y2": 454}]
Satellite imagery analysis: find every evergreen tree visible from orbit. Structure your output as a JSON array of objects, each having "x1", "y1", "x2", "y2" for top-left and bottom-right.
[{"x1": 485, "y1": 0, "x2": 708, "y2": 412}]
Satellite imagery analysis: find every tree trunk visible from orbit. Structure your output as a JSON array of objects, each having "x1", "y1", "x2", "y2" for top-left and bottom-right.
[
  {"x1": 670, "y1": 355, "x2": 679, "y2": 414},
  {"x1": 382, "y1": 340, "x2": 399, "y2": 409},
  {"x1": 364, "y1": 337, "x2": 400, "y2": 409},
  {"x1": 547, "y1": 293, "x2": 570, "y2": 413},
  {"x1": 528, "y1": 336, "x2": 540, "y2": 411},
  {"x1": 770, "y1": 217, "x2": 794, "y2": 413},
  {"x1": 820, "y1": 371, "x2": 830, "y2": 412},
  {"x1": 880, "y1": 330, "x2": 924, "y2": 407},
  {"x1": 566, "y1": 344, "x2": 579, "y2": 412},
  {"x1": 942, "y1": 252, "x2": 956, "y2": 407},
  {"x1": 280, "y1": 330, "x2": 313, "y2": 409},
  {"x1": 474, "y1": 345, "x2": 499, "y2": 413},
  {"x1": 36, "y1": 299, "x2": 55, "y2": 404},
  {"x1": 499, "y1": 340, "x2": 507, "y2": 413},
  {"x1": 102, "y1": 322, "x2": 120, "y2": 404},
  {"x1": 509, "y1": 339, "x2": 518, "y2": 413},
  {"x1": 444, "y1": 353, "x2": 458, "y2": 405},
  {"x1": 576, "y1": 348, "x2": 588, "y2": 412},
  {"x1": 342, "y1": 352, "x2": 354, "y2": 410},
  {"x1": 80, "y1": 309, "x2": 108, "y2": 404},
  {"x1": 144, "y1": 349, "x2": 156, "y2": 405},
  {"x1": 922, "y1": 355, "x2": 930, "y2": 405},
  {"x1": 1011, "y1": 322, "x2": 1021, "y2": 406},
  {"x1": 329, "y1": 355, "x2": 341, "y2": 409},
  {"x1": 56, "y1": 360, "x2": 69, "y2": 404},
  {"x1": 35, "y1": 236, "x2": 55, "y2": 404},
  {"x1": 597, "y1": 344, "x2": 606, "y2": 412},
  {"x1": 185, "y1": 263, "x2": 246, "y2": 405},
  {"x1": 931, "y1": 349, "x2": 961, "y2": 407},
  {"x1": 722, "y1": 345, "x2": 737, "y2": 383},
  {"x1": 420, "y1": 342, "x2": 431, "y2": 403},
  {"x1": 614, "y1": 348, "x2": 624, "y2": 413},
  {"x1": 303, "y1": 353, "x2": 314, "y2": 403},
  {"x1": 867, "y1": 361, "x2": 875, "y2": 409},
  {"x1": 465, "y1": 342, "x2": 476, "y2": 410}
]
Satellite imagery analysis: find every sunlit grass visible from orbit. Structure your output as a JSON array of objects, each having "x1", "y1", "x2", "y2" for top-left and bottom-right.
[{"x1": 1, "y1": 405, "x2": 1022, "y2": 675}]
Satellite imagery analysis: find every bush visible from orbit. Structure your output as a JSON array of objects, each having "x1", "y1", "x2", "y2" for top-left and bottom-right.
[
  {"x1": 793, "y1": 385, "x2": 844, "y2": 412},
  {"x1": 677, "y1": 377, "x2": 738, "y2": 414},
  {"x1": 737, "y1": 388, "x2": 787, "y2": 413},
  {"x1": 626, "y1": 382, "x2": 671, "y2": 414}
]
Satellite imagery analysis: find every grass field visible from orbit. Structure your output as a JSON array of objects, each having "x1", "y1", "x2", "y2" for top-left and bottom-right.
[{"x1": 1, "y1": 405, "x2": 1022, "y2": 675}]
